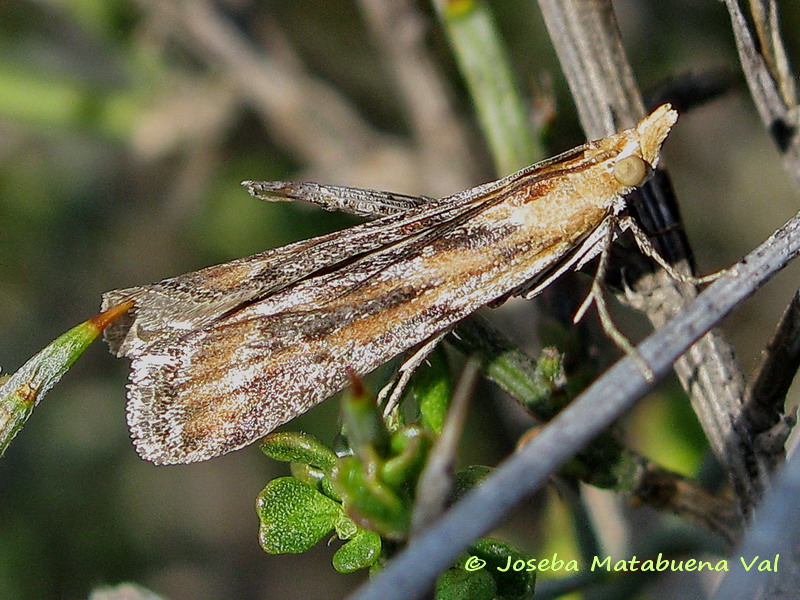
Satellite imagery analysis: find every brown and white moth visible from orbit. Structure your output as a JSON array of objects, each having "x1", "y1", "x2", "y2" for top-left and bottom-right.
[{"x1": 102, "y1": 104, "x2": 677, "y2": 464}]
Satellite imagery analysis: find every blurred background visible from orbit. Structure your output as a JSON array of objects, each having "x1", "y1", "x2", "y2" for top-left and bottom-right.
[{"x1": 1, "y1": 1, "x2": 799, "y2": 599}]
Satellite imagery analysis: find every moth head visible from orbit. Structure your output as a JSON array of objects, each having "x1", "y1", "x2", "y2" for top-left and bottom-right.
[
  {"x1": 635, "y1": 103, "x2": 678, "y2": 167},
  {"x1": 611, "y1": 104, "x2": 678, "y2": 188},
  {"x1": 612, "y1": 155, "x2": 649, "y2": 187}
]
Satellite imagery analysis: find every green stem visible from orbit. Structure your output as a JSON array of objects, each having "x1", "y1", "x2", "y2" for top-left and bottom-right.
[{"x1": 431, "y1": 0, "x2": 543, "y2": 173}]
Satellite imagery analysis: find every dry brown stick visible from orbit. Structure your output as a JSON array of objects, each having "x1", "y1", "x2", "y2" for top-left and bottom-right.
[
  {"x1": 739, "y1": 290, "x2": 800, "y2": 489},
  {"x1": 746, "y1": 0, "x2": 798, "y2": 110},
  {"x1": 633, "y1": 463, "x2": 740, "y2": 544},
  {"x1": 357, "y1": 0, "x2": 477, "y2": 196},
  {"x1": 725, "y1": 0, "x2": 800, "y2": 185},
  {"x1": 536, "y1": 0, "x2": 758, "y2": 519},
  {"x1": 138, "y1": 0, "x2": 416, "y2": 187}
]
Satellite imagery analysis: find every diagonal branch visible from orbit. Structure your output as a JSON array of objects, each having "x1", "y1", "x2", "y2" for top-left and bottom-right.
[{"x1": 137, "y1": 0, "x2": 418, "y2": 188}]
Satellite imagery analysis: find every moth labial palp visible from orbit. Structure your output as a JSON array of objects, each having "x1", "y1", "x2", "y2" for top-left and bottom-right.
[{"x1": 101, "y1": 104, "x2": 678, "y2": 464}]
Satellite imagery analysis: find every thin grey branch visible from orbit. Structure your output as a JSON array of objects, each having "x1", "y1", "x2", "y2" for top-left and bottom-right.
[
  {"x1": 536, "y1": 0, "x2": 645, "y2": 136},
  {"x1": 348, "y1": 208, "x2": 800, "y2": 600},
  {"x1": 453, "y1": 317, "x2": 738, "y2": 542},
  {"x1": 410, "y1": 359, "x2": 479, "y2": 536},
  {"x1": 710, "y1": 441, "x2": 800, "y2": 600},
  {"x1": 724, "y1": 0, "x2": 800, "y2": 185}
]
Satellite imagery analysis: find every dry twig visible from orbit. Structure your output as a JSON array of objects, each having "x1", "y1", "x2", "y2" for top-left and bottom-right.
[{"x1": 357, "y1": 0, "x2": 477, "y2": 195}]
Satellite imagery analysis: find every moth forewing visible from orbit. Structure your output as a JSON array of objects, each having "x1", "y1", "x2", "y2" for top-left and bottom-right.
[
  {"x1": 104, "y1": 104, "x2": 677, "y2": 464},
  {"x1": 103, "y1": 199, "x2": 478, "y2": 356}
]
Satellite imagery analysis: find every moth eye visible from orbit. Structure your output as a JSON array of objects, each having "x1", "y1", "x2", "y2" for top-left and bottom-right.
[{"x1": 613, "y1": 155, "x2": 648, "y2": 187}]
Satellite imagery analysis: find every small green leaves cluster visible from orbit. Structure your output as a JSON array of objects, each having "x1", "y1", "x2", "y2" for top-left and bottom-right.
[
  {"x1": 256, "y1": 418, "x2": 432, "y2": 571},
  {"x1": 258, "y1": 428, "x2": 394, "y2": 573},
  {"x1": 256, "y1": 355, "x2": 537, "y2": 598}
]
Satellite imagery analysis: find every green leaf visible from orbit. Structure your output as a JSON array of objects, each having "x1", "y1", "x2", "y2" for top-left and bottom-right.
[
  {"x1": 256, "y1": 478, "x2": 342, "y2": 554},
  {"x1": 334, "y1": 514, "x2": 359, "y2": 540},
  {"x1": 332, "y1": 529, "x2": 382, "y2": 574},
  {"x1": 288, "y1": 462, "x2": 342, "y2": 501},
  {"x1": 0, "y1": 302, "x2": 132, "y2": 457},
  {"x1": 471, "y1": 539, "x2": 536, "y2": 600},
  {"x1": 341, "y1": 376, "x2": 390, "y2": 459},
  {"x1": 381, "y1": 427, "x2": 431, "y2": 489},
  {"x1": 409, "y1": 347, "x2": 452, "y2": 434},
  {"x1": 332, "y1": 456, "x2": 409, "y2": 540},
  {"x1": 260, "y1": 431, "x2": 337, "y2": 470},
  {"x1": 435, "y1": 567, "x2": 496, "y2": 600}
]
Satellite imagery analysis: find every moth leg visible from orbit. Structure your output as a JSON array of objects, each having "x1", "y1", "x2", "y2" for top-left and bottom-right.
[
  {"x1": 575, "y1": 224, "x2": 656, "y2": 381},
  {"x1": 520, "y1": 218, "x2": 616, "y2": 300},
  {"x1": 378, "y1": 331, "x2": 449, "y2": 418},
  {"x1": 242, "y1": 180, "x2": 438, "y2": 218},
  {"x1": 618, "y1": 215, "x2": 735, "y2": 284}
]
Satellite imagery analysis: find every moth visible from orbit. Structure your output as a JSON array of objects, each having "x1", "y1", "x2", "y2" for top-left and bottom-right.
[{"x1": 102, "y1": 104, "x2": 677, "y2": 464}]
